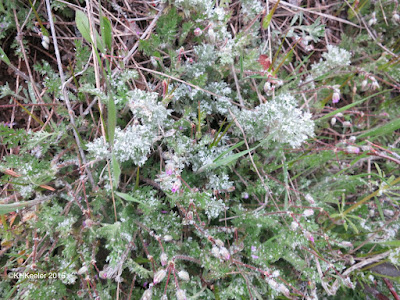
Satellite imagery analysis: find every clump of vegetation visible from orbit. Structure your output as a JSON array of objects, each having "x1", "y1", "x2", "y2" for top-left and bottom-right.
[{"x1": 0, "y1": 0, "x2": 399, "y2": 299}]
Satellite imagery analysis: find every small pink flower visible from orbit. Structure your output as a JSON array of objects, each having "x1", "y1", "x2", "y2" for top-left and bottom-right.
[
  {"x1": 304, "y1": 231, "x2": 314, "y2": 243},
  {"x1": 165, "y1": 163, "x2": 174, "y2": 176},
  {"x1": 171, "y1": 180, "x2": 181, "y2": 193},
  {"x1": 219, "y1": 247, "x2": 230, "y2": 260},
  {"x1": 346, "y1": 146, "x2": 360, "y2": 154},
  {"x1": 332, "y1": 92, "x2": 340, "y2": 103},
  {"x1": 194, "y1": 28, "x2": 202, "y2": 36}
]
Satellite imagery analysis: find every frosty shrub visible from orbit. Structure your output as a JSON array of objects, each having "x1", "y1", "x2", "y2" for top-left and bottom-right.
[{"x1": 0, "y1": 1, "x2": 399, "y2": 299}]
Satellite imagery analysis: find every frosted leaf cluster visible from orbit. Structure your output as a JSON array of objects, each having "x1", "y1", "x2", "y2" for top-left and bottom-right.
[
  {"x1": 87, "y1": 89, "x2": 171, "y2": 165},
  {"x1": 79, "y1": 83, "x2": 108, "y2": 103},
  {"x1": 189, "y1": 140, "x2": 232, "y2": 172},
  {"x1": 156, "y1": 152, "x2": 186, "y2": 193},
  {"x1": 311, "y1": 45, "x2": 351, "y2": 77},
  {"x1": 240, "y1": 0, "x2": 264, "y2": 23},
  {"x1": 87, "y1": 125, "x2": 156, "y2": 166},
  {"x1": 205, "y1": 196, "x2": 227, "y2": 219},
  {"x1": 173, "y1": 0, "x2": 214, "y2": 18},
  {"x1": 128, "y1": 89, "x2": 171, "y2": 129},
  {"x1": 206, "y1": 173, "x2": 234, "y2": 191},
  {"x1": 234, "y1": 93, "x2": 315, "y2": 148},
  {"x1": 182, "y1": 44, "x2": 216, "y2": 80},
  {"x1": 56, "y1": 217, "x2": 76, "y2": 238}
]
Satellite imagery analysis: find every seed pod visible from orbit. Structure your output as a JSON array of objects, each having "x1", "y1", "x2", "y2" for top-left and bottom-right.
[
  {"x1": 141, "y1": 288, "x2": 152, "y2": 300},
  {"x1": 153, "y1": 269, "x2": 167, "y2": 285},
  {"x1": 163, "y1": 235, "x2": 173, "y2": 242},
  {"x1": 343, "y1": 121, "x2": 352, "y2": 127},
  {"x1": 194, "y1": 28, "x2": 202, "y2": 36},
  {"x1": 160, "y1": 253, "x2": 168, "y2": 266},
  {"x1": 219, "y1": 247, "x2": 230, "y2": 260},
  {"x1": 176, "y1": 289, "x2": 187, "y2": 300},
  {"x1": 215, "y1": 239, "x2": 224, "y2": 247},
  {"x1": 178, "y1": 270, "x2": 190, "y2": 281}
]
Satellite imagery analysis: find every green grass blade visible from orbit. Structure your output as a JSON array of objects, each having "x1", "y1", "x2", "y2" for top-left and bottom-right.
[
  {"x1": 107, "y1": 95, "x2": 117, "y2": 145},
  {"x1": 111, "y1": 154, "x2": 121, "y2": 189},
  {"x1": 0, "y1": 197, "x2": 50, "y2": 215},
  {"x1": 115, "y1": 192, "x2": 145, "y2": 205},
  {"x1": 272, "y1": 38, "x2": 300, "y2": 76},
  {"x1": 316, "y1": 89, "x2": 391, "y2": 122},
  {"x1": 75, "y1": 10, "x2": 105, "y2": 53},
  {"x1": 198, "y1": 137, "x2": 270, "y2": 173},
  {"x1": 0, "y1": 47, "x2": 10, "y2": 65},
  {"x1": 262, "y1": 0, "x2": 281, "y2": 29},
  {"x1": 100, "y1": 16, "x2": 112, "y2": 51},
  {"x1": 357, "y1": 118, "x2": 400, "y2": 140}
]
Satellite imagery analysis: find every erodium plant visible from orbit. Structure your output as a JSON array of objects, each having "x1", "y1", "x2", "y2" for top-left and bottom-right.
[{"x1": 0, "y1": 0, "x2": 400, "y2": 299}]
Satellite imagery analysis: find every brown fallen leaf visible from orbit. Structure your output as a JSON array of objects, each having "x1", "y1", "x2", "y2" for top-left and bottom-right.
[{"x1": 2, "y1": 169, "x2": 55, "y2": 191}]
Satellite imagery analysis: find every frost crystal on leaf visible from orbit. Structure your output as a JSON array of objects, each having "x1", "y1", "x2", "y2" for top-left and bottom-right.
[
  {"x1": 128, "y1": 89, "x2": 170, "y2": 129},
  {"x1": 234, "y1": 93, "x2": 315, "y2": 148},
  {"x1": 205, "y1": 197, "x2": 227, "y2": 219},
  {"x1": 311, "y1": 45, "x2": 351, "y2": 77},
  {"x1": 87, "y1": 125, "x2": 156, "y2": 166}
]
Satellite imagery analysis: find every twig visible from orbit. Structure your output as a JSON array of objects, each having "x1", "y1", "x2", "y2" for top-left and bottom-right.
[
  {"x1": 228, "y1": 109, "x2": 276, "y2": 209},
  {"x1": 136, "y1": 66, "x2": 244, "y2": 107},
  {"x1": 329, "y1": 250, "x2": 392, "y2": 294},
  {"x1": 112, "y1": 3, "x2": 166, "y2": 77},
  {"x1": 231, "y1": 64, "x2": 244, "y2": 106},
  {"x1": 45, "y1": 0, "x2": 96, "y2": 189},
  {"x1": 383, "y1": 278, "x2": 400, "y2": 300},
  {"x1": 12, "y1": 9, "x2": 49, "y2": 119},
  {"x1": 274, "y1": 0, "x2": 362, "y2": 28}
]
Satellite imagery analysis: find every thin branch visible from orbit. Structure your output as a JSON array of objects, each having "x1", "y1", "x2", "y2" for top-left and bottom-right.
[{"x1": 45, "y1": 0, "x2": 96, "y2": 189}]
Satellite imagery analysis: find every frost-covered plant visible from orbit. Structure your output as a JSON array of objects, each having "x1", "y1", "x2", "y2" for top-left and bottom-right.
[
  {"x1": 311, "y1": 45, "x2": 352, "y2": 77},
  {"x1": 233, "y1": 93, "x2": 314, "y2": 147},
  {"x1": 1, "y1": 1, "x2": 400, "y2": 300},
  {"x1": 87, "y1": 124, "x2": 157, "y2": 165}
]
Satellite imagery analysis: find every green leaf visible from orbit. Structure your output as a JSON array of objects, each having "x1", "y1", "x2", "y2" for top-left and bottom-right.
[
  {"x1": 262, "y1": 0, "x2": 280, "y2": 29},
  {"x1": 75, "y1": 10, "x2": 105, "y2": 53},
  {"x1": 357, "y1": 118, "x2": 400, "y2": 140},
  {"x1": 111, "y1": 154, "x2": 121, "y2": 189},
  {"x1": 179, "y1": 21, "x2": 193, "y2": 46},
  {"x1": 115, "y1": 192, "x2": 145, "y2": 205},
  {"x1": 197, "y1": 137, "x2": 270, "y2": 173},
  {"x1": 107, "y1": 95, "x2": 117, "y2": 145},
  {"x1": 0, "y1": 47, "x2": 10, "y2": 66},
  {"x1": 0, "y1": 197, "x2": 50, "y2": 215},
  {"x1": 317, "y1": 89, "x2": 390, "y2": 123},
  {"x1": 156, "y1": 7, "x2": 180, "y2": 43},
  {"x1": 100, "y1": 16, "x2": 112, "y2": 50}
]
